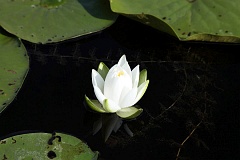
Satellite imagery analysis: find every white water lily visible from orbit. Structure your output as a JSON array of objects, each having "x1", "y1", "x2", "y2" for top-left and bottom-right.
[{"x1": 85, "y1": 55, "x2": 149, "y2": 119}]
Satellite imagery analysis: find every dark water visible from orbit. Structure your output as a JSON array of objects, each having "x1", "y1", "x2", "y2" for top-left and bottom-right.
[{"x1": 0, "y1": 16, "x2": 239, "y2": 160}]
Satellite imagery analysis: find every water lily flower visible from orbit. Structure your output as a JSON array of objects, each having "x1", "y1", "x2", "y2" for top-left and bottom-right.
[{"x1": 85, "y1": 55, "x2": 149, "y2": 119}]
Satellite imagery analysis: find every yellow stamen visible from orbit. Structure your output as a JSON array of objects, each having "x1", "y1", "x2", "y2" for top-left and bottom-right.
[{"x1": 117, "y1": 70, "x2": 124, "y2": 77}]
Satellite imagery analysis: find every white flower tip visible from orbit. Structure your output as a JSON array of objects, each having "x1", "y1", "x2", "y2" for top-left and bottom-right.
[
  {"x1": 91, "y1": 69, "x2": 98, "y2": 78},
  {"x1": 121, "y1": 54, "x2": 126, "y2": 59},
  {"x1": 118, "y1": 54, "x2": 127, "y2": 66}
]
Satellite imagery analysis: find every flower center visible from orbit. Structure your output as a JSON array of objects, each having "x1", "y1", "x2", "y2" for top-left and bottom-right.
[{"x1": 117, "y1": 70, "x2": 124, "y2": 77}]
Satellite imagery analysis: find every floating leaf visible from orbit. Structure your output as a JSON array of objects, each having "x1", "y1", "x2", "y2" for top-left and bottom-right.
[
  {"x1": 0, "y1": 0, "x2": 118, "y2": 44},
  {"x1": 0, "y1": 29, "x2": 29, "y2": 113},
  {"x1": 110, "y1": 0, "x2": 240, "y2": 43},
  {"x1": 0, "y1": 132, "x2": 98, "y2": 160}
]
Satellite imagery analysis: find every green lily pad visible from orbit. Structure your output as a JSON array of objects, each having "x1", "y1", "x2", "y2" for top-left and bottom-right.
[
  {"x1": 110, "y1": 0, "x2": 240, "y2": 43},
  {"x1": 0, "y1": 29, "x2": 29, "y2": 113},
  {"x1": 0, "y1": 132, "x2": 98, "y2": 159},
  {"x1": 0, "y1": 0, "x2": 118, "y2": 44}
]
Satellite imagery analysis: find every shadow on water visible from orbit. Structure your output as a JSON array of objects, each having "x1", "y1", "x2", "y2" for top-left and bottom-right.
[{"x1": 0, "y1": 15, "x2": 239, "y2": 160}]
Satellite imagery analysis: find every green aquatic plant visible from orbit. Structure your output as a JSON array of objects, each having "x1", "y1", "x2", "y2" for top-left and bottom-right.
[
  {"x1": 110, "y1": 0, "x2": 240, "y2": 43},
  {"x1": 0, "y1": 132, "x2": 98, "y2": 159},
  {"x1": 0, "y1": 0, "x2": 239, "y2": 43},
  {"x1": 0, "y1": 29, "x2": 29, "y2": 113},
  {"x1": 0, "y1": 0, "x2": 118, "y2": 44}
]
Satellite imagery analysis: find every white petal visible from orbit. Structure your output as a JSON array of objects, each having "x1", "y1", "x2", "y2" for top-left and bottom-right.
[
  {"x1": 133, "y1": 80, "x2": 149, "y2": 104},
  {"x1": 132, "y1": 65, "x2": 140, "y2": 88},
  {"x1": 103, "y1": 99, "x2": 121, "y2": 113},
  {"x1": 92, "y1": 69, "x2": 104, "y2": 92},
  {"x1": 118, "y1": 55, "x2": 127, "y2": 66},
  {"x1": 120, "y1": 87, "x2": 138, "y2": 108},
  {"x1": 104, "y1": 65, "x2": 120, "y2": 102},
  {"x1": 118, "y1": 55, "x2": 132, "y2": 77},
  {"x1": 121, "y1": 63, "x2": 132, "y2": 79},
  {"x1": 104, "y1": 76, "x2": 123, "y2": 103},
  {"x1": 119, "y1": 86, "x2": 131, "y2": 104},
  {"x1": 104, "y1": 65, "x2": 132, "y2": 103},
  {"x1": 93, "y1": 86, "x2": 106, "y2": 105}
]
